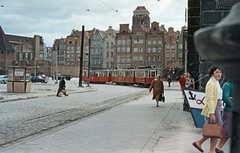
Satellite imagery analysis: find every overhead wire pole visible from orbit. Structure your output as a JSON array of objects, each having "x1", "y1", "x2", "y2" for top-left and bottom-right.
[
  {"x1": 87, "y1": 34, "x2": 91, "y2": 87},
  {"x1": 79, "y1": 25, "x2": 84, "y2": 87}
]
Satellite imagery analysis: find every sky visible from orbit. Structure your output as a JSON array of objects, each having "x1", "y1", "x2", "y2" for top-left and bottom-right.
[{"x1": 0, "y1": 0, "x2": 187, "y2": 47}]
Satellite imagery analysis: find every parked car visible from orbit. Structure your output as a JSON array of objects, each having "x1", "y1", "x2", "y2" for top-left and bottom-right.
[
  {"x1": 31, "y1": 76, "x2": 48, "y2": 83},
  {"x1": 0, "y1": 75, "x2": 8, "y2": 84}
]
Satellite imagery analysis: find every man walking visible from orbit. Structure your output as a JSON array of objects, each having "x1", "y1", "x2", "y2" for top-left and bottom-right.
[{"x1": 56, "y1": 76, "x2": 68, "y2": 97}]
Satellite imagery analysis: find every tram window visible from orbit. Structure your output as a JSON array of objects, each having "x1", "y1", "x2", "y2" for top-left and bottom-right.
[{"x1": 151, "y1": 71, "x2": 156, "y2": 77}]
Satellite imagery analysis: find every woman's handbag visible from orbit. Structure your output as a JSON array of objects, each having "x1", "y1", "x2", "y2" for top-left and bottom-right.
[
  {"x1": 202, "y1": 124, "x2": 223, "y2": 138},
  {"x1": 162, "y1": 96, "x2": 165, "y2": 102}
]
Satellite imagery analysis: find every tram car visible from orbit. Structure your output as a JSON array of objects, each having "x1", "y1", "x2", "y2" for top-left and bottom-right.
[
  {"x1": 135, "y1": 67, "x2": 157, "y2": 87},
  {"x1": 82, "y1": 70, "x2": 111, "y2": 83},
  {"x1": 111, "y1": 69, "x2": 135, "y2": 85}
]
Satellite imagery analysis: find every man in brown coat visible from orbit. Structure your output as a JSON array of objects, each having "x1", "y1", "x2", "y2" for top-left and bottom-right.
[{"x1": 149, "y1": 74, "x2": 164, "y2": 107}]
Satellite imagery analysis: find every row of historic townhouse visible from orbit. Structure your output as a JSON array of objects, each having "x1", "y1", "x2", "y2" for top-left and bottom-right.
[{"x1": 1, "y1": 6, "x2": 186, "y2": 78}]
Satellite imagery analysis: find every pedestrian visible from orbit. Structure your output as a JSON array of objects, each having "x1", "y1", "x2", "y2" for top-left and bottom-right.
[
  {"x1": 56, "y1": 76, "x2": 68, "y2": 97},
  {"x1": 167, "y1": 75, "x2": 172, "y2": 87},
  {"x1": 179, "y1": 73, "x2": 186, "y2": 98},
  {"x1": 186, "y1": 72, "x2": 195, "y2": 89},
  {"x1": 215, "y1": 79, "x2": 233, "y2": 153},
  {"x1": 149, "y1": 74, "x2": 164, "y2": 107},
  {"x1": 192, "y1": 65, "x2": 223, "y2": 153}
]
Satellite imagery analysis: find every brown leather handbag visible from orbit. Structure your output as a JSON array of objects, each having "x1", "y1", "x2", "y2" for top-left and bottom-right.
[{"x1": 202, "y1": 124, "x2": 223, "y2": 138}]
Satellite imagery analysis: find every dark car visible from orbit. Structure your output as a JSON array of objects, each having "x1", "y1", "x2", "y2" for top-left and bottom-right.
[{"x1": 31, "y1": 76, "x2": 48, "y2": 83}]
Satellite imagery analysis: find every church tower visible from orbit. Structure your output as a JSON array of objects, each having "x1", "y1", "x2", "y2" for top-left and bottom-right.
[{"x1": 132, "y1": 6, "x2": 150, "y2": 30}]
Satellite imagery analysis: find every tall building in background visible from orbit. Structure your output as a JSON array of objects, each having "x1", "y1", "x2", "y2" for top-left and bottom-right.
[{"x1": 103, "y1": 26, "x2": 117, "y2": 70}]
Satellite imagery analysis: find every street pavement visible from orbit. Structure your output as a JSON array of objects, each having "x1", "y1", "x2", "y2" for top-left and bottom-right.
[
  {"x1": 0, "y1": 79, "x2": 231, "y2": 153},
  {"x1": 0, "y1": 78, "x2": 95, "y2": 103}
]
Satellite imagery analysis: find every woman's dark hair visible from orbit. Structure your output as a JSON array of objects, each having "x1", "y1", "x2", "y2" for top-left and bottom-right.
[{"x1": 208, "y1": 65, "x2": 220, "y2": 76}]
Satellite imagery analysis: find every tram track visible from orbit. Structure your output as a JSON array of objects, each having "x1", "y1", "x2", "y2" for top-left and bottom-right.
[{"x1": 0, "y1": 90, "x2": 148, "y2": 147}]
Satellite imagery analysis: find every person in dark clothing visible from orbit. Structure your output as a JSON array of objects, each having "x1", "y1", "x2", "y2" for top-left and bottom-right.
[
  {"x1": 167, "y1": 75, "x2": 172, "y2": 87},
  {"x1": 56, "y1": 77, "x2": 68, "y2": 97}
]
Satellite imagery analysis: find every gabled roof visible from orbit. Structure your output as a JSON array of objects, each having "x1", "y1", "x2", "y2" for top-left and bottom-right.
[{"x1": 0, "y1": 26, "x2": 14, "y2": 51}]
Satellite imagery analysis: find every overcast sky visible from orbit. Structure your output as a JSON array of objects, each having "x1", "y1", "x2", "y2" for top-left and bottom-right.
[{"x1": 0, "y1": 0, "x2": 187, "y2": 47}]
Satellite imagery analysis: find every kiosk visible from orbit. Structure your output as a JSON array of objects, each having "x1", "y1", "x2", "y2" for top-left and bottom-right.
[{"x1": 7, "y1": 66, "x2": 32, "y2": 93}]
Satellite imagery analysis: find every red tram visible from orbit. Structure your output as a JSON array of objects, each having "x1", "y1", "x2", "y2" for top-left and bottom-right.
[
  {"x1": 135, "y1": 68, "x2": 157, "y2": 87},
  {"x1": 82, "y1": 70, "x2": 111, "y2": 83},
  {"x1": 111, "y1": 69, "x2": 135, "y2": 85},
  {"x1": 82, "y1": 67, "x2": 158, "y2": 87}
]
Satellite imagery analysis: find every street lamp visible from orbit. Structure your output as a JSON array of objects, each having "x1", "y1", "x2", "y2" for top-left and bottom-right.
[
  {"x1": 87, "y1": 34, "x2": 91, "y2": 87},
  {"x1": 55, "y1": 45, "x2": 58, "y2": 84}
]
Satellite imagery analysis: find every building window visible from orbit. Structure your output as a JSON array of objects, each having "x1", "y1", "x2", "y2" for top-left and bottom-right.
[
  {"x1": 106, "y1": 52, "x2": 109, "y2": 57},
  {"x1": 111, "y1": 52, "x2": 113, "y2": 57},
  {"x1": 153, "y1": 56, "x2": 156, "y2": 61},
  {"x1": 171, "y1": 52, "x2": 175, "y2": 58},
  {"x1": 166, "y1": 44, "x2": 170, "y2": 49},
  {"x1": 126, "y1": 47, "x2": 130, "y2": 52},
  {"x1": 117, "y1": 40, "x2": 121, "y2": 45},
  {"x1": 117, "y1": 47, "x2": 120, "y2": 52},
  {"x1": 153, "y1": 40, "x2": 157, "y2": 44},
  {"x1": 148, "y1": 48, "x2": 151, "y2": 53},
  {"x1": 111, "y1": 42, "x2": 114, "y2": 48},
  {"x1": 148, "y1": 56, "x2": 151, "y2": 61},
  {"x1": 136, "y1": 32, "x2": 141, "y2": 36},
  {"x1": 121, "y1": 47, "x2": 126, "y2": 52},
  {"x1": 152, "y1": 48, "x2": 156, "y2": 53},
  {"x1": 157, "y1": 47, "x2": 162, "y2": 52},
  {"x1": 122, "y1": 40, "x2": 125, "y2": 45},
  {"x1": 106, "y1": 42, "x2": 109, "y2": 48},
  {"x1": 134, "y1": 48, "x2": 138, "y2": 52},
  {"x1": 158, "y1": 55, "x2": 161, "y2": 61},
  {"x1": 171, "y1": 44, "x2": 175, "y2": 49},
  {"x1": 148, "y1": 40, "x2": 151, "y2": 45},
  {"x1": 134, "y1": 56, "x2": 139, "y2": 61},
  {"x1": 126, "y1": 39, "x2": 130, "y2": 45},
  {"x1": 179, "y1": 43, "x2": 183, "y2": 49},
  {"x1": 91, "y1": 49, "x2": 95, "y2": 55},
  {"x1": 166, "y1": 52, "x2": 170, "y2": 58},
  {"x1": 67, "y1": 46, "x2": 70, "y2": 51}
]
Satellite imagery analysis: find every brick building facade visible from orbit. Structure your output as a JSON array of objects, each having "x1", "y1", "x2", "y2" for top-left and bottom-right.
[{"x1": 0, "y1": 26, "x2": 15, "y2": 74}]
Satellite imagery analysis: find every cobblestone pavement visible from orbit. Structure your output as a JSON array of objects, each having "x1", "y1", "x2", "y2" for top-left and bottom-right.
[
  {"x1": 0, "y1": 78, "x2": 148, "y2": 147},
  {"x1": 0, "y1": 80, "x2": 230, "y2": 152}
]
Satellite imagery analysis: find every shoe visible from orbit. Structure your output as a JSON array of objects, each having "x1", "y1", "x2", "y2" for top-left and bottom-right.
[
  {"x1": 192, "y1": 142, "x2": 204, "y2": 152},
  {"x1": 65, "y1": 94, "x2": 68, "y2": 96},
  {"x1": 56, "y1": 95, "x2": 61, "y2": 97},
  {"x1": 215, "y1": 148, "x2": 224, "y2": 153}
]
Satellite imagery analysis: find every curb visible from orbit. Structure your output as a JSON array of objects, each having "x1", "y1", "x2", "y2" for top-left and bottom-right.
[{"x1": 0, "y1": 88, "x2": 97, "y2": 103}]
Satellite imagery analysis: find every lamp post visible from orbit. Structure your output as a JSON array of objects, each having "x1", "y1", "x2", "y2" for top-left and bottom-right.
[
  {"x1": 55, "y1": 45, "x2": 58, "y2": 84},
  {"x1": 87, "y1": 35, "x2": 91, "y2": 87},
  {"x1": 79, "y1": 25, "x2": 84, "y2": 87}
]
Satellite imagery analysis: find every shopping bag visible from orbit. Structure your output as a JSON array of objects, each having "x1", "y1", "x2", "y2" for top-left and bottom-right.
[
  {"x1": 162, "y1": 96, "x2": 165, "y2": 102},
  {"x1": 62, "y1": 89, "x2": 67, "y2": 94}
]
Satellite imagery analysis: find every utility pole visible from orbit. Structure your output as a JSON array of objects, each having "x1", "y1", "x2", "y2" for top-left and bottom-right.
[
  {"x1": 79, "y1": 25, "x2": 84, "y2": 87},
  {"x1": 55, "y1": 45, "x2": 58, "y2": 84},
  {"x1": 87, "y1": 35, "x2": 91, "y2": 87}
]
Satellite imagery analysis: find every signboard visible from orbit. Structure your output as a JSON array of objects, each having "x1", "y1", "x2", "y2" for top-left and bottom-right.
[{"x1": 182, "y1": 87, "x2": 224, "y2": 128}]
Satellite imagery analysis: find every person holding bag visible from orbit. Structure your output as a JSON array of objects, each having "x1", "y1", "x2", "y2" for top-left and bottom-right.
[
  {"x1": 149, "y1": 74, "x2": 164, "y2": 107},
  {"x1": 215, "y1": 79, "x2": 233, "y2": 153},
  {"x1": 56, "y1": 76, "x2": 68, "y2": 97},
  {"x1": 192, "y1": 66, "x2": 223, "y2": 153}
]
